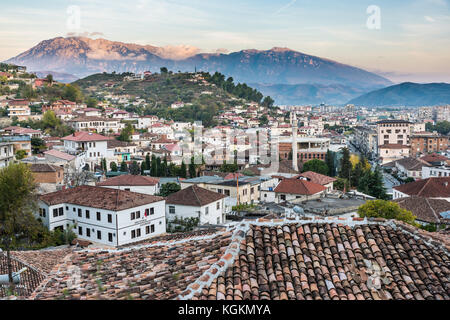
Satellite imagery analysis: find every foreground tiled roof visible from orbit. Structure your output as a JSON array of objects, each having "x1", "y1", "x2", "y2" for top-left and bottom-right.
[
  {"x1": 274, "y1": 178, "x2": 326, "y2": 195},
  {"x1": 394, "y1": 197, "x2": 450, "y2": 224},
  {"x1": 6, "y1": 217, "x2": 450, "y2": 300},
  {"x1": 97, "y1": 175, "x2": 159, "y2": 187},
  {"x1": 40, "y1": 185, "x2": 164, "y2": 211},
  {"x1": 394, "y1": 177, "x2": 450, "y2": 198},
  {"x1": 31, "y1": 231, "x2": 233, "y2": 300},
  {"x1": 194, "y1": 222, "x2": 450, "y2": 300},
  {"x1": 166, "y1": 185, "x2": 227, "y2": 207},
  {"x1": 297, "y1": 171, "x2": 337, "y2": 186}
]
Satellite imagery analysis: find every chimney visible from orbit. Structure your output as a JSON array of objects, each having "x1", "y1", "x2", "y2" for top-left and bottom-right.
[{"x1": 292, "y1": 112, "x2": 298, "y2": 172}]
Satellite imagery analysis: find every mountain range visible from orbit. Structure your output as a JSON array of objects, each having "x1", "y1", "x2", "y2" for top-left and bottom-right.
[
  {"x1": 5, "y1": 37, "x2": 396, "y2": 105},
  {"x1": 348, "y1": 82, "x2": 450, "y2": 107}
]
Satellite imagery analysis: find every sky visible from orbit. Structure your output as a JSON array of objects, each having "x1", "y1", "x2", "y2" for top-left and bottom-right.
[{"x1": 0, "y1": 0, "x2": 449, "y2": 83}]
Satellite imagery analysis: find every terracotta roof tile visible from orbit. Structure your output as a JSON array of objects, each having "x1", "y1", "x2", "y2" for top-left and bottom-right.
[
  {"x1": 97, "y1": 175, "x2": 159, "y2": 187},
  {"x1": 274, "y1": 178, "x2": 326, "y2": 195},
  {"x1": 39, "y1": 185, "x2": 164, "y2": 211},
  {"x1": 166, "y1": 185, "x2": 226, "y2": 207},
  {"x1": 297, "y1": 171, "x2": 337, "y2": 185},
  {"x1": 394, "y1": 177, "x2": 450, "y2": 198}
]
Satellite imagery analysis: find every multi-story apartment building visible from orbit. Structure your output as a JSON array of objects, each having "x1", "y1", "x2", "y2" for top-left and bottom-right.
[
  {"x1": 36, "y1": 185, "x2": 166, "y2": 247},
  {"x1": 279, "y1": 136, "x2": 330, "y2": 163},
  {"x1": 62, "y1": 131, "x2": 114, "y2": 171},
  {"x1": 353, "y1": 126, "x2": 377, "y2": 159},
  {"x1": 433, "y1": 105, "x2": 450, "y2": 123},
  {"x1": 0, "y1": 135, "x2": 32, "y2": 157},
  {"x1": 410, "y1": 132, "x2": 449, "y2": 157},
  {"x1": 67, "y1": 116, "x2": 120, "y2": 134},
  {"x1": 7, "y1": 99, "x2": 31, "y2": 121},
  {"x1": 377, "y1": 120, "x2": 411, "y2": 164}
]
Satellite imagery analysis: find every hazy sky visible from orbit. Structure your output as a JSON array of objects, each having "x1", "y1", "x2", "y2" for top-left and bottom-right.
[{"x1": 1, "y1": 0, "x2": 449, "y2": 83}]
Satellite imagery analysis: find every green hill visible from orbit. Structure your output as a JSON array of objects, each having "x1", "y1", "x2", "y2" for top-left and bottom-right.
[{"x1": 73, "y1": 71, "x2": 271, "y2": 127}]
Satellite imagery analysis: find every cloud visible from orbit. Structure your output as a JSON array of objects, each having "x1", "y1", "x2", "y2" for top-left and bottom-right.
[
  {"x1": 66, "y1": 31, "x2": 105, "y2": 38},
  {"x1": 215, "y1": 48, "x2": 229, "y2": 54},
  {"x1": 152, "y1": 45, "x2": 201, "y2": 60},
  {"x1": 424, "y1": 16, "x2": 436, "y2": 22}
]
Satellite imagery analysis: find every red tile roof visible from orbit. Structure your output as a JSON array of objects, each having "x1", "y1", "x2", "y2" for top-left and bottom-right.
[
  {"x1": 394, "y1": 177, "x2": 450, "y2": 198},
  {"x1": 97, "y1": 175, "x2": 159, "y2": 187},
  {"x1": 274, "y1": 178, "x2": 326, "y2": 195},
  {"x1": 420, "y1": 153, "x2": 448, "y2": 163},
  {"x1": 43, "y1": 149, "x2": 76, "y2": 161},
  {"x1": 394, "y1": 197, "x2": 450, "y2": 224},
  {"x1": 40, "y1": 185, "x2": 164, "y2": 211},
  {"x1": 297, "y1": 171, "x2": 337, "y2": 185},
  {"x1": 62, "y1": 131, "x2": 110, "y2": 142},
  {"x1": 166, "y1": 185, "x2": 227, "y2": 207}
]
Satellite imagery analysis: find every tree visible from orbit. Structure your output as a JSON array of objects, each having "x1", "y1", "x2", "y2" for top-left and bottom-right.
[
  {"x1": 339, "y1": 148, "x2": 352, "y2": 182},
  {"x1": 351, "y1": 161, "x2": 364, "y2": 189},
  {"x1": 302, "y1": 159, "x2": 329, "y2": 175},
  {"x1": 189, "y1": 156, "x2": 197, "y2": 178},
  {"x1": 369, "y1": 166, "x2": 388, "y2": 200},
  {"x1": 0, "y1": 163, "x2": 38, "y2": 288},
  {"x1": 101, "y1": 158, "x2": 107, "y2": 172},
  {"x1": 118, "y1": 123, "x2": 134, "y2": 142},
  {"x1": 261, "y1": 96, "x2": 275, "y2": 109},
  {"x1": 160, "y1": 67, "x2": 168, "y2": 74},
  {"x1": 145, "y1": 154, "x2": 151, "y2": 172},
  {"x1": 86, "y1": 97, "x2": 98, "y2": 108},
  {"x1": 150, "y1": 155, "x2": 157, "y2": 177},
  {"x1": 129, "y1": 161, "x2": 140, "y2": 175},
  {"x1": 358, "y1": 200, "x2": 417, "y2": 225},
  {"x1": 15, "y1": 149, "x2": 27, "y2": 160},
  {"x1": 326, "y1": 150, "x2": 335, "y2": 177},
  {"x1": 62, "y1": 84, "x2": 83, "y2": 102},
  {"x1": 110, "y1": 162, "x2": 118, "y2": 172},
  {"x1": 179, "y1": 161, "x2": 187, "y2": 178},
  {"x1": 158, "y1": 182, "x2": 181, "y2": 197},
  {"x1": 120, "y1": 161, "x2": 128, "y2": 172},
  {"x1": 45, "y1": 74, "x2": 53, "y2": 85},
  {"x1": 31, "y1": 137, "x2": 46, "y2": 154}
]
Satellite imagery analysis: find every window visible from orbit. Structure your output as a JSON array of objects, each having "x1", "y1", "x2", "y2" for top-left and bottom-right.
[
  {"x1": 150, "y1": 208, "x2": 154, "y2": 215},
  {"x1": 169, "y1": 206, "x2": 175, "y2": 214},
  {"x1": 53, "y1": 208, "x2": 58, "y2": 218},
  {"x1": 58, "y1": 207, "x2": 64, "y2": 216},
  {"x1": 108, "y1": 233, "x2": 113, "y2": 242},
  {"x1": 73, "y1": 207, "x2": 76, "y2": 212},
  {"x1": 136, "y1": 229, "x2": 141, "y2": 237},
  {"x1": 151, "y1": 225, "x2": 155, "y2": 233},
  {"x1": 78, "y1": 226, "x2": 82, "y2": 235},
  {"x1": 97, "y1": 212, "x2": 101, "y2": 221},
  {"x1": 108, "y1": 214, "x2": 112, "y2": 223},
  {"x1": 217, "y1": 202, "x2": 220, "y2": 210},
  {"x1": 146, "y1": 226, "x2": 150, "y2": 234},
  {"x1": 136, "y1": 211, "x2": 141, "y2": 219},
  {"x1": 225, "y1": 190, "x2": 230, "y2": 196},
  {"x1": 125, "y1": 188, "x2": 131, "y2": 191},
  {"x1": 131, "y1": 230, "x2": 136, "y2": 239},
  {"x1": 86, "y1": 229, "x2": 91, "y2": 237},
  {"x1": 86, "y1": 210, "x2": 90, "y2": 219},
  {"x1": 205, "y1": 207, "x2": 209, "y2": 215},
  {"x1": 131, "y1": 212, "x2": 135, "y2": 220},
  {"x1": 280, "y1": 195, "x2": 286, "y2": 201},
  {"x1": 217, "y1": 189, "x2": 223, "y2": 194},
  {"x1": 97, "y1": 230, "x2": 101, "y2": 240},
  {"x1": 78, "y1": 209, "x2": 82, "y2": 217}
]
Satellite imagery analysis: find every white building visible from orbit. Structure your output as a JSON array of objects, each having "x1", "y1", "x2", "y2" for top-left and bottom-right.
[
  {"x1": 165, "y1": 185, "x2": 227, "y2": 225},
  {"x1": 37, "y1": 185, "x2": 166, "y2": 247},
  {"x1": 0, "y1": 142, "x2": 14, "y2": 168},
  {"x1": 62, "y1": 131, "x2": 114, "y2": 171},
  {"x1": 97, "y1": 175, "x2": 160, "y2": 195}
]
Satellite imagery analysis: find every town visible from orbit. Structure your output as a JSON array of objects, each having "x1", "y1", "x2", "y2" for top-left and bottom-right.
[{"x1": 0, "y1": 62, "x2": 448, "y2": 301}]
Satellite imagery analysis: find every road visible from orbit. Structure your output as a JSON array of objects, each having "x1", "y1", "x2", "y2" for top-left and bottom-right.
[{"x1": 347, "y1": 138, "x2": 399, "y2": 195}]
